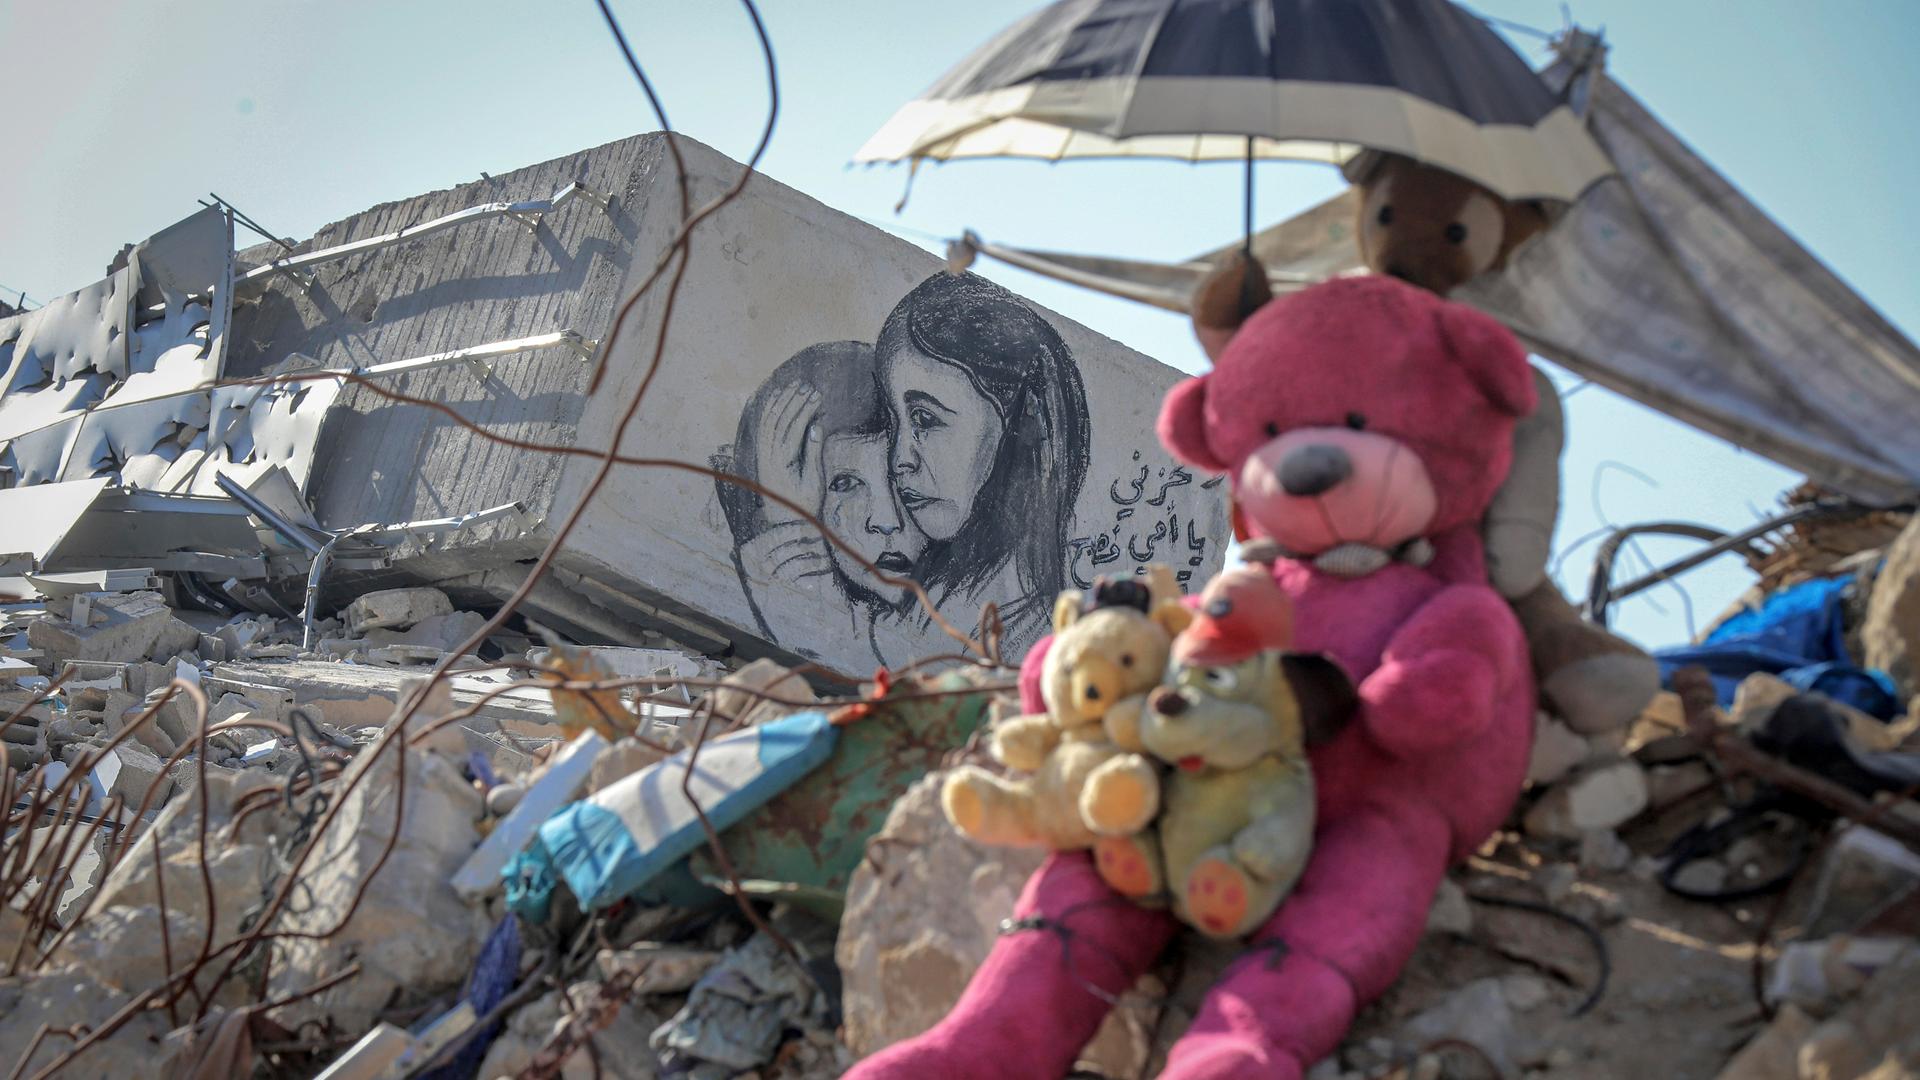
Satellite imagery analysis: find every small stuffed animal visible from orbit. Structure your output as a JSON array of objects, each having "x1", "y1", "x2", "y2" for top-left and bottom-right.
[
  {"x1": 1084, "y1": 563, "x2": 1355, "y2": 939},
  {"x1": 941, "y1": 566, "x2": 1192, "y2": 850}
]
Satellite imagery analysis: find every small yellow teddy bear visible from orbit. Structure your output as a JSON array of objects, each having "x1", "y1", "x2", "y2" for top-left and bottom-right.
[{"x1": 941, "y1": 566, "x2": 1192, "y2": 851}]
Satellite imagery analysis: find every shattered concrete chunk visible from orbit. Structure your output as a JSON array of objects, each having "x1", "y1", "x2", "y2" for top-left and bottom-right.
[
  {"x1": 1523, "y1": 759, "x2": 1649, "y2": 840},
  {"x1": 597, "y1": 943, "x2": 724, "y2": 995},
  {"x1": 267, "y1": 734, "x2": 488, "y2": 1034},
  {"x1": 1526, "y1": 710, "x2": 1589, "y2": 787},
  {"x1": 1803, "y1": 826, "x2": 1920, "y2": 938},
  {"x1": 47, "y1": 905, "x2": 205, "y2": 996},
  {"x1": 1862, "y1": 515, "x2": 1920, "y2": 696},
  {"x1": 836, "y1": 771, "x2": 1162, "y2": 1078},
  {"x1": 25, "y1": 591, "x2": 176, "y2": 665},
  {"x1": 1578, "y1": 828, "x2": 1634, "y2": 875},
  {"x1": 1395, "y1": 978, "x2": 1530, "y2": 1079},
  {"x1": 366, "y1": 609, "x2": 488, "y2": 653},
  {"x1": 1424, "y1": 877, "x2": 1474, "y2": 937},
  {"x1": 344, "y1": 586, "x2": 454, "y2": 634},
  {"x1": 707, "y1": 658, "x2": 817, "y2": 728},
  {"x1": 0, "y1": 971, "x2": 172, "y2": 1079}
]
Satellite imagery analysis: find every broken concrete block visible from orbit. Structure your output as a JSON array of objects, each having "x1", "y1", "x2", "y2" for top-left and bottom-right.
[
  {"x1": 367, "y1": 644, "x2": 449, "y2": 667},
  {"x1": 25, "y1": 591, "x2": 175, "y2": 664},
  {"x1": 837, "y1": 771, "x2": 1160, "y2": 1078},
  {"x1": 1527, "y1": 711, "x2": 1589, "y2": 786},
  {"x1": 1803, "y1": 825, "x2": 1920, "y2": 938},
  {"x1": 1645, "y1": 761, "x2": 1713, "y2": 809},
  {"x1": 1670, "y1": 859, "x2": 1728, "y2": 894},
  {"x1": 1522, "y1": 759, "x2": 1649, "y2": 840},
  {"x1": 344, "y1": 587, "x2": 453, "y2": 634},
  {"x1": 267, "y1": 739, "x2": 489, "y2": 1034},
  {"x1": 1862, "y1": 514, "x2": 1920, "y2": 697},
  {"x1": 596, "y1": 943, "x2": 723, "y2": 994},
  {"x1": 96, "y1": 742, "x2": 174, "y2": 808},
  {"x1": 1577, "y1": 828, "x2": 1634, "y2": 875},
  {"x1": 366, "y1": 610, "x2": 488, "y2": 653},
  {"x1": 1424, "y1": 876, "x2": 1473, "y2": 937},
  {"x1": 707, "y1": 658, "x2": 817, "y2": 727},
  {"x1": 588, "y1": 735, "x2": 671, "y2": 793},
  {"x1": 1713, "y1": 1003, "x2": 1817, "y2": 1080},
  {"x1": 148, "y1": 616, "x2": 201, "y2": 662},
  {"x1": 0, "y1": 971, "x2": 173, "y2": 1079},
  {"x1": 1394, "y1": 977, "x2": 1532, "y2": 1078},
  {"x1": 1765, "y1": 936, "x2": 1911, "y2": 1010},
  {"x1": 47, "y1": 904, "x2": 205, "y2": 996}
]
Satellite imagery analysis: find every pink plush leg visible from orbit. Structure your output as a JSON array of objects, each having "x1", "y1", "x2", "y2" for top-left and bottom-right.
[
  {"x1": 845, "y1": 850, "x2": 1175, "y2": 1080},
  {"x1": 1019, "y1": 634, "x2": 1053, "y2": 713},
  {"x1": 1160, "y1": 806, "x2": 1451, "y2": 1080}
]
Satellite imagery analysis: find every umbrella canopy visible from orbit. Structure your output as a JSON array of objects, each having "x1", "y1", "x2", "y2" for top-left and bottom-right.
[
  {"x1": 942, "y1": 44, "x2": 1920, "y2": 505},
  {"x1": 856, "y1": 0, "x2": 1613, "y2": 204}
]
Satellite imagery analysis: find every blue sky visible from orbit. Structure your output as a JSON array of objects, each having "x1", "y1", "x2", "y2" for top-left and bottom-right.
[{"x1": 3, "y1": 0, "x2": 1915, "y2": 651}]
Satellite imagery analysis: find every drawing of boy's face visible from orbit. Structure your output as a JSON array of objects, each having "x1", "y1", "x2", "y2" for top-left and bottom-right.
[
  {"x1": 883, "y1": 340, "x2": 1004, "y2": 542},
  {"x1": 822, "y1": 430, "x2": 924, "y2": 605}
]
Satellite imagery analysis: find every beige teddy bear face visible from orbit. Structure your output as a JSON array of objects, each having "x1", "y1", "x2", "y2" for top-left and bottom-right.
[
  {"x1": 1139, "y1": 656, "x2": 1305, "y2": 773},
  {"x1": 1041, "y1": 604, "x2": 1179, "y2": 729}
]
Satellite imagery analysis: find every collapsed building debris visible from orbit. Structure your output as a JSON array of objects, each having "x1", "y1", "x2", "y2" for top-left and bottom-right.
[{"x1": 0, "y1": 102, "x2": 1916, "y2": 1080}]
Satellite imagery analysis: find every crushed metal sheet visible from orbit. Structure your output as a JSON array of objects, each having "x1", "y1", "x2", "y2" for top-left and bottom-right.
[
  {"x1": 0, "y1": 206, "x2": 234, "y2": 494},
  {"x1": 0, "y1": 476, "x2": 112, "y2": 564}
]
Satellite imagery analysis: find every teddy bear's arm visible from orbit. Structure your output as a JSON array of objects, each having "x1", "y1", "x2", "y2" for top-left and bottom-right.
[
  {"x1": 1079, "y1": 753, "x2": 1161, "y2": 836},
  {"x1": 1100, "y1": 694, "x2": 1150, "y2": 751},
  {"x1": 990, "y1": 714, "x2": 1061, "y2": 773},
  {"x1": 1229, "y1": 769, "x2": 1315, "y2": 882},
  {"x1": 1360, "y1": 585, "x2": 1522, "y2": 759}
]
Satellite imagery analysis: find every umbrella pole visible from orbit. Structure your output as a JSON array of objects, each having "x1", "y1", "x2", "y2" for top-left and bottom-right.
[{"x1": 1243, "y1": 136, "x2": 1254, "y2": 254}]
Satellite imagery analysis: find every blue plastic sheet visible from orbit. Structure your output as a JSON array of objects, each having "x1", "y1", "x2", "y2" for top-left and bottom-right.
[{"x1": 1655, "y1": 573, "x2": 1901, "y2": 718}]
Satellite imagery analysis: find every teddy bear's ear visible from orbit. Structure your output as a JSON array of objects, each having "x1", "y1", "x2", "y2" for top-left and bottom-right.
[
  {"x1": 1434, "y1": 302, "x2": 1537, "y2": 418},
  {"x1": 1157, "y1": 376, "x2": 1229, "y2": 474},
  {"x1": 1150, "y1": 599, "x2": 1195, "y2": 639},
  {"x1": 1189, "y1": 251, "x2": 1272, "y2": 363},
  {"x1": 1140, "y1": 564, "x2": 1179, "y2": 605},
  {"x1": 1052, "y1": 591, "x2": 1085, "y2": 634},
  {"x1": 1280, "y1": 652, "x2": 1359, "y2": 748},
  {"x1": 1492, "y1": 199, "x2": 1550, "y2": 271}
]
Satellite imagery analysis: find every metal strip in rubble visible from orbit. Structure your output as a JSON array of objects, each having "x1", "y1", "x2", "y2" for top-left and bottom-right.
[{"x1": 238, "y1": 182, "x2": 612, "y2": 289}]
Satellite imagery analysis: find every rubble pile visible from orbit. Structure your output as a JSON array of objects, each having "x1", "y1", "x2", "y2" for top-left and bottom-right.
[{"x1": 2, "y1": 522, "x2": 1917, "y2": 1079}]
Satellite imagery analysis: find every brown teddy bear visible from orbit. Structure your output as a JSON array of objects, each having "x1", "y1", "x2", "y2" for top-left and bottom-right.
[
  {"x1": 1190, "y1": 153, "x2": 1659, "y2": 735},
  {"x1": 941, "y1": 566, "x2": 1193, "y2": 850}
]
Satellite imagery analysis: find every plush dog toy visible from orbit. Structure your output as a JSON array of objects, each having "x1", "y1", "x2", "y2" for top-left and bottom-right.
[
  {"x1": 1086, "y1": 563, "x2": 1354, "y2": 939},
  {"x1": 941, "y1": 567, "x2": 1191, "y2": 851},
  {"x1": 1192, "y1": 153, "x2": 1658, "y2": 735},
  {"x1": 849, "y1": 276, "x2": 1538, "y2": 1080}
]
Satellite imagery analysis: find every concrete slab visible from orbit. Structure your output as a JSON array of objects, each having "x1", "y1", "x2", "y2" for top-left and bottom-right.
[{"x1": 559, "y1": 136, "x2": 1230, "y2": 676}]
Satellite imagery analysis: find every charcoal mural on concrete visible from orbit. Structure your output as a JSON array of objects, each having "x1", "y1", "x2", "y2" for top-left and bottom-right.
[{"x1": 714, "y1": 270, "x2": 1217, "y2": 667}]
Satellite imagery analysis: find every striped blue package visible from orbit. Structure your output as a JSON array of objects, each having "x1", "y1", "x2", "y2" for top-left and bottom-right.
[{"x1": 538, "y1": 710, "x2": 839, "y2": 911}]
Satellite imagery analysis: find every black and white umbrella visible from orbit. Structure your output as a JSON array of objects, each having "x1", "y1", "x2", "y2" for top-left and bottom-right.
[{"x1": 857, "y1": 0, "x2": 1613, "y2": 227}]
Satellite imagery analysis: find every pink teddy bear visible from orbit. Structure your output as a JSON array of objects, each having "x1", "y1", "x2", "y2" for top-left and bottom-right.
[{"x1": 847, "y1": 276, "x2": 1539, "y2": 1080}]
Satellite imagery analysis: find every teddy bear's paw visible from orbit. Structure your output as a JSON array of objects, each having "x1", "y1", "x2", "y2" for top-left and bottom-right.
[
  {"x1": 1080, "y1": 756, "x2": 1159, "y2": 835},
  {"x1": 940, "y1": 771, "x2": 992, "y2": 839},
  {"x1": 989, "y1": 720, "x2": 1054, "y2": 772},
  {"x1": 1094, "y1": 834, "x2": 1163, "y2": 899},
  {"x1": 1185, "y1": 852, "x2": 1258, "y2": 938}
]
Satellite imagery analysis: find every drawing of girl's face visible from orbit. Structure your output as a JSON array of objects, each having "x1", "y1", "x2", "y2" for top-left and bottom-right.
[
  {"x1": 882, "y1": 341, "x2": 1005, "y2": 542},
  {"x1": 821, "y1": 430, "x2": 924, "y2": 604}
]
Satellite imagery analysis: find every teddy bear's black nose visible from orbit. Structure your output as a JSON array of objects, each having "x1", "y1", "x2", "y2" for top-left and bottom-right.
[
  {"x1": 1279, "y1": 444, "x2": 1351, "y2": 497},
  {"x1": 1150, "y1": 687, "x2": 1187, "y2": 716}
]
